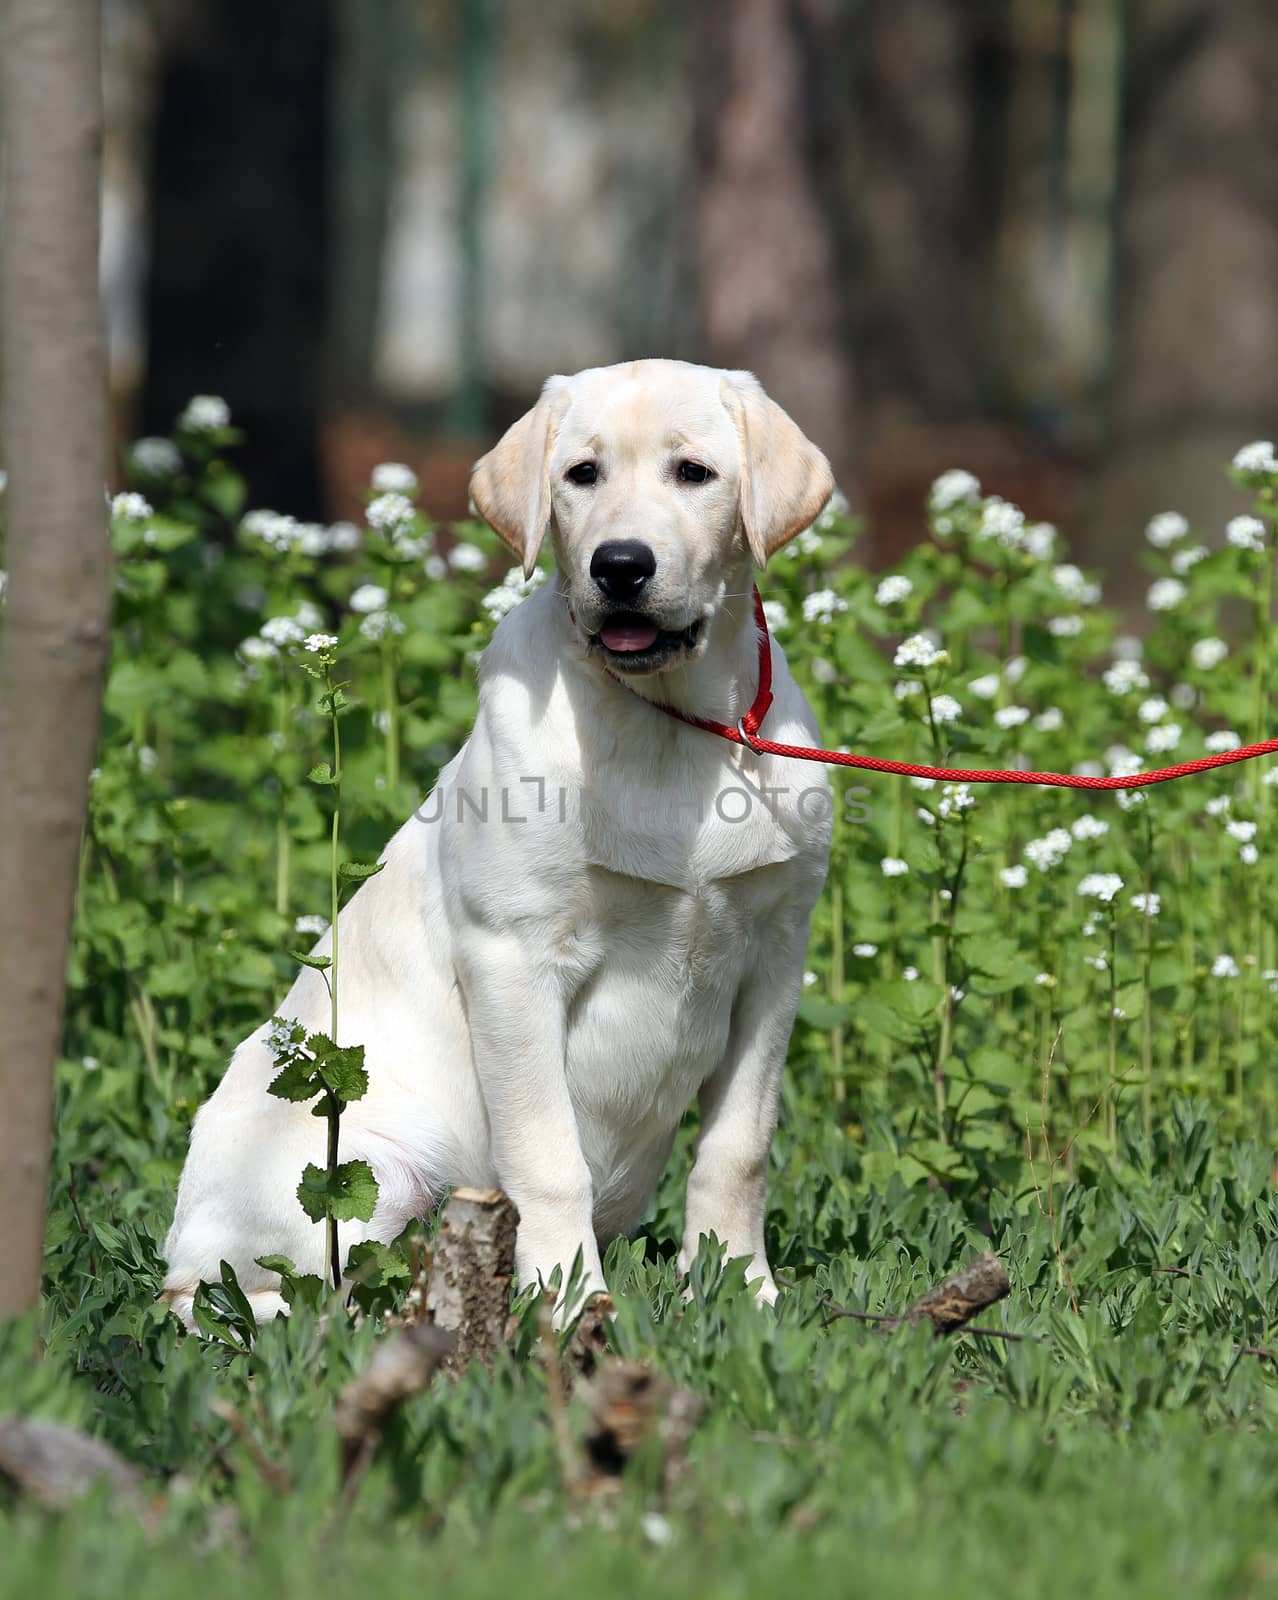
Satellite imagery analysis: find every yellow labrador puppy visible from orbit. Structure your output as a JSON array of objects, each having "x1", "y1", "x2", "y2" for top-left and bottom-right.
[{"x1": 163, "y1": 359, "x2": 834, "y2": 1324}]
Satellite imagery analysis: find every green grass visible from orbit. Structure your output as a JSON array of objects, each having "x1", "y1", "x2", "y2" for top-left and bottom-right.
[{"x1": 2, "y1": 417, "x2": 1277, "y2": 1596}]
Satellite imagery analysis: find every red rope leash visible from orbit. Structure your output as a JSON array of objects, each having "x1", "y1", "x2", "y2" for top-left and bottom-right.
[{"x1": 652, "y1": 587, "x2": 1278, "y2": 791}]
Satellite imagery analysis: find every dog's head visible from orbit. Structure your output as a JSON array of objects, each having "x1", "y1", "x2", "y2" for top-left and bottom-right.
[{"x1": 469, "y1": 359, "x2": 833, "y2": 676}]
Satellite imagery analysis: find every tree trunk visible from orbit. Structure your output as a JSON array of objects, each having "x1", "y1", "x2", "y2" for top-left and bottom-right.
[
  {"x1": 1081, "y1": 0, "x2": 1278, "y2": 583},
  {"x1": 691, "y1": 0, "x2": 858, "y2": 502},
  {"x1": 0, "y1": 0, "x2": 110, "y2": 1317}
]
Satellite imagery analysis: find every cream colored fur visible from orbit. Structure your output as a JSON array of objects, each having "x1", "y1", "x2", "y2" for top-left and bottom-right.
[{"x1": 163, "y1": 359, "x2": 834, "y2": 1325}]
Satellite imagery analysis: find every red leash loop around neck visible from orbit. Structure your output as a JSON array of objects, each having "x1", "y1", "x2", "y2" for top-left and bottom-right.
[{"x1": 653, "y1": 585, "x2": 1278, "y2": 791}]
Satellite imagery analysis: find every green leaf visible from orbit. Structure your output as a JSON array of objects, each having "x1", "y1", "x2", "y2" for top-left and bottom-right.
[
  {"x1": 296, "y1": 1159, "x2": 379, "y2": 1223},
  {"x1": 316, "y1": 1043, "x2": 369, "y2": 1104},
  {"x1": 268, "y1": 1056, "x2": 321, "y2": 1102},
  {"x1": 337, "y1": 859, "x2": 385, "y2": 881},
  {"x1": 797, "y1": 995, "x2": 851, "y2": 1029},
  {"x1": 291, "y1": 951, "x2": 333, "y2": 971},
  {"x1": 308, "y1": 762, "x2": 337, "y2": 785}
]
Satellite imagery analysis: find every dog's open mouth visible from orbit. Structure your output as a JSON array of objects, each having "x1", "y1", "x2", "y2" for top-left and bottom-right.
[{"x1": 593, "y1": 612, "x2": 702, "y2": 671}]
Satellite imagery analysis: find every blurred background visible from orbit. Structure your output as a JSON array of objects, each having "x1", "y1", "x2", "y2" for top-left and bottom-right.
[{"x1": 103, "y1": 0, "x2": 1278, "y2": 583}]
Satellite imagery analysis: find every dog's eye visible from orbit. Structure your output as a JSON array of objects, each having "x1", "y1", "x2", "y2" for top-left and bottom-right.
[
  {"x1": 565, "y1": 462, "x2": 598, "y2": 486},
  {"x1": 677, "y1": 460, "x2": 714, "y2": 484}
]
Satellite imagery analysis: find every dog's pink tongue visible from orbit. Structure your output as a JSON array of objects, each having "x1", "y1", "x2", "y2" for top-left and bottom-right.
[{"x1": 601, "y1": 619, "x2": 659, "y2": 652}]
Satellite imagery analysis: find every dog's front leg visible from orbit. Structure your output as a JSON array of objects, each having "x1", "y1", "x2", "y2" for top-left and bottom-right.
[
  {"x1": 456, "y1": 925, "x2": 606, "y2": 1314},
  {"x1": 681, "y1": 927, "x2": 812, "y2": 1305}
]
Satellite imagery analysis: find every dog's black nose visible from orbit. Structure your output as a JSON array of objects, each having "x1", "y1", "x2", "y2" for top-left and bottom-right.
[{"x1": 590, "y1": 540, "x2": 656, "y2": 602}]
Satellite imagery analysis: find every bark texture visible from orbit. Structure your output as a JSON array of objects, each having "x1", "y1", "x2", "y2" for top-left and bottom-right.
[
  {"x1": 425, "y1": 1186, "x2": 520, "y2": 1372},
  {"x1": 0, "y1": 0, "x2": 111, "y2": 1316}
]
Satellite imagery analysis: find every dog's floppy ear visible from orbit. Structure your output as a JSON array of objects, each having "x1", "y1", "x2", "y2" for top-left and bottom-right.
[
  {"x1": 720, "y1": 372, "x2": 835, "y2": 567},
  {"x1": 469, "y1": 378, "x2": 572, "y2": 578}
]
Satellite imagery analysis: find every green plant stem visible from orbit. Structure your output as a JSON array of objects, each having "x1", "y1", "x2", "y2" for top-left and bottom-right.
[
  {"x1": 325, "y1": 1088, "x2": 341, "y2": 1291},
  {"x1": 382, "y1": 645, "x2": 400, "y2": 789},
  {"x1": 830, "y1": 871, "x2": 845, "y2": 1104},
  {"x1": 1106, "y1": 911, "x2": 1118, "y2": 1153},
  {"x1": 275, "y1": 679, "x2": 291, "y2": 917}
]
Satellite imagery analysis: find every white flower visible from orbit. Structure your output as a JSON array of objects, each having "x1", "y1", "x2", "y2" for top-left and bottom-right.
[
  {"x1": 930, "y1": 469, "x2": 981, "y2": 510},
  {"x1": 1225, "y1": 819, "x2": 1257, "y2": 843},
  {"x1": 1145, "y1": 723, "x2": 1182, "y2": 753},
  {"x1": 994, "y1": 705, "x2": 1030, "y2": 730},
  {"x1": 875, "y1": 575, "x2": 913, "y2": 606},
  {"x1": 1131, "y1": 892, "x2": 1161, "y2": 917},
  {"x1": 372, "y1": 709, "x2": 391, "y2": 735},
  {"x1": 977, "y1": 496, "x2": 1025, "y2": 547},
  {"x1": 894, "y1": 633, "x2": 947, "y2": 670},
  {"x1": 1035, "y1": 972, "x2": 1055, "y2": 987},
  {"x1": 937, "y1": 783, "x2": 974, "y2": 818},
  {"x1": 1114, "y1": 635, "x2": 1144, "y2": 661},
  {"x1": 1073, "y1": 761, "x2": 1105, "y2": 778},
  {"x1": 239, "y1": 635, "x2": 278, "y2": 662},
  {"x1": 917, "y1": 808, "x2": 935, "y2": 827},
  {"x1": 1106, "y1": 744, "x2": 1142, "y2": 777},
  {"x1": 1049, "y1": 615, "x2": 1084, "y2": 637},
  {"x1": 266, "y1": 1016, "x2": 298, "y2": 1056},
  {"x1": 801, "y1": 588, "x2": 849, "y2": 625},
  {"x1": 902, "y1": 966, "x2": 920, "y2": 981},
  {"x1": 1171, "y1": 683, "x2": 1197, "y2": 710},
  {"x1": 881, "y1": 857, "x2": 910, "y2": 877},
  {"x1": 969, "y1": 673, "x2": 1001, "y2": 701},
  {"x1": 1078, "y1": 873, "x2": 1123, "y2": 902},
  {"x1": 1024, "y1": 829, "x2": 1073, "y2": 871},
  {"x1": 242, "y1": 509, "x2": 301, "y2": 554},
  {"x1": 816, "y1": 489, "x2": 849, "y2": 529},
  {"x1": 895, "y1": 679, "x2": 922, "y2": 700},
  {"x1": 1240, "y1": 843, "x2": 1259, "y2": 866},
  {"x1": 1206, "y1": 730, "x2": 1241, "y2": 754},
  {"x1": 1137, "y1": 696, "x2": 1169, "y2": 724},
  {"x1": 304, "y1": 632, "x2": 339, "y2": 654},
  {"x1": 1147, "y1": 578, "x2": 1187, "y2": 612},
  {"x1": 811, "y1": 657, "x2": 837, "y2": 686},
  {"x1": 327, "y1": 521, "x2": 361, "y2": 553},
  {"x1": 1103, "y1": 660, "x2": 1150, "y2": 695},
  {"x1": 1172, "y1": 544, "x2": 1208, "y2": 575},
  {"x1": 1266, "y1": 768, "x2": 1278, "y2": 788},
  {"x1": 1052, "y1": 564, "x2": 1100, "y2": 603},
  {"x1": 371, "y1": 462, "x2": 419, "y2": 495},
  {"x1": 1145, "y1": 511, "x2": 1188, "y2": 548},
  {"x1": 350, "y1": 583, "x2": 389, "y2": 614},
  {"x1": 1233, "y1": 440, "x2": 1278, "y2": 474},
  {"x1": 929, "y1": 694, "x2": 962, "y2": 724},
  {"x1": 910, "y1": 776, "x2": 935, "y2": 790},
  {"x1": 366, "y1": 492, "x2": 417, "y2": 534},
  {"x1": 359, "y1": 610, "x2": 406, "y2": 642},
  {"x1": 1117, "y1": 789, "x2": 1146, "y2": 812},
  {"x1": 852, "y1": 943, "x2": 878, "y2": 958},
  {"x1": 1071, "y1": 814, "x2": 1108, "y2": 841},
  {"x1": 1205, "y1": 796, "x2": 1232, "y2": 817},
  {"x1": 1023, "y1": 523, "x2": 1056, "y2": 561},
  {"x1": 425, "y1": 555, "x2": 448, "y2": 581},
  {"x1": 787, "y1": 526, "x2": 824, "y2": 557},
  {"x1": 1212, "y1": 954, "x2": 1239, "y2": 979},
  {"x1": 1000, "y1": 864, "x2": 1028, "y2": 889},
  {"x1": 130, "y1": 437, "x2": 182, "y2": 476},
  {"x1": 1084, "y1": 953, "x2": 1108, "y2": 971},
  {"x1": 802, "y1": 970, "x2": 818, "y2": 988},
  {"x1": 1226, "y1": 515, "x2": 1266, "y2": 553},
  {"x1": 448, "y1": 542, "x2": 488, "y2": 573},
  {"x1": 482, "y1": 566, "x2": 546, "y2": 621},
  {"x1": 1034, "y1": 707, "x2": 1063, "y2": 732},
  {"x1": 761, "y1": 600, "x2": 790, "y2": 632},
  {"x1": 1190, "y1": 637, "x2": 1228, "y2": 671},
  {"x1": 111, "y1": 491, "x2": 153, "y2": 523},
  {"x1": 294, "y1": 601, "x2": 324, "y2": 631},
  {"x1": 179, "y1": 394, "x2": 230, "y2": 431},
  {"x1": 136, "y1": 745, "x2": 158, "y2": 774},
  {"x1": 1003, "y1": 656, "x2": 1027, "y2": 685},
  {"x1": 260, "y1": 615, "x2": 306, "y2": 648},
  {"x1": 294, "y1": 914, "x2": 329, "y2": 938}
]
